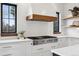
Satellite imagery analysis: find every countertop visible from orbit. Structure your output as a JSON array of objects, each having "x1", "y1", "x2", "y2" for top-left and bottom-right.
[
  {"x1": 0, "y1": 38, "x2": 32, "y2": 44},
  {"x1": 52, "y1": 34, "x2": 79, "y2": 38},
  {"x1": 0, "y1": 35, "x2": 79, "y2": 44},
  {"x1": 51, "y1": 44, "x2": 79, "y2": 56}
]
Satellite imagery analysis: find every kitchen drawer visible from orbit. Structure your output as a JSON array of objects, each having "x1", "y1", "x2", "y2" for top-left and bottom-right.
[
  {"x1": 0, "y1": 45, "x2": 14, "y2": 55},
  {"x1": 0, "y1": 51, "x2": 16, "y2": 56},
  {"x1": 0, "y1": 50, "x2": 23, "y2": 56},
  {"x1": 1, "y1": 53, "x2": 13, "y2": 56},
  {"x1": 0, "y1": 41, "x2": 32, "y2": 56},
  {"x1": 0, "y1": 42, "x2": 23, "y2": 50},
  {"x1": 31, "y1": 44, "x2": 51, "y2": 53},
  {"x1": 0, "y1": 42, "x2": 29, "y2": 56},
  {"x1": 0, "y1": 46, "x2": 26, "y2": 56},
  {"x1": 31, "y1": 50, "x2": 52, "y2": 56},
  {"x1": 0, "y1": 41, "x2": 32, "y2": 48},
  {"x1": 0, "y1": 45, "x2": 31, "y2": 56},
  {"x1": 50, "y1": 43, "x2": 59, "y2": 49},
  {"x1": 12, "y1": 41, "x2": 33, "y2": 46},
  {"x1": 0, "y1": 41, "x2": 32, "y2": 46}
]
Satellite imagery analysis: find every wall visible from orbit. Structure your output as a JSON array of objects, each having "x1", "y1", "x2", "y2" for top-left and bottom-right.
[
  {"x1": 62, "y1": 3, "x2": 79, "y2": 18},
  {"x1": 31, "y1": 3, "x2": 57, "y2": 16}
]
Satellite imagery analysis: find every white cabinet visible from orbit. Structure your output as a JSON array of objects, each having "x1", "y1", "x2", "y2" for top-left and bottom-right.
[
  {"x1": 31, "y1": 43, "x2": 52, "y2": 56},
  {"x1": 0, "y1": 40, "x2": 32, "y2": 56},
  {"x1": 30, "y1": 37, "x2": 79, "y2": 56},
  {"x1": 31, "y1": 43, "x2": 60, "y2": 56}
]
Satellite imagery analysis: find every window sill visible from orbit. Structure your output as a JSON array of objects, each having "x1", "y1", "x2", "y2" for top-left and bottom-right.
[
  {"x1": 1, "y1": 33, "x2": 17, "y2": 36},
  {"x1": 53, "y1": 32, "x2": 61, "y2": 34}
]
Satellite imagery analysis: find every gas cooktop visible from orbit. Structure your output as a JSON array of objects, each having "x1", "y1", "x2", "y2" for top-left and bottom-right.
[
  {"x1": 27, "y1": 36, "x2": 58, "y2": 45},
  {"x1": 27, "y1": 36, "x2": 57, "y2": 39}
]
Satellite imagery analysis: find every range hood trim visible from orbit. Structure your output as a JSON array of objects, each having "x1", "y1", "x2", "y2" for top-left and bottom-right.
[{"x1": 26, "y1": 14, "x2": 57, "y2": 22}]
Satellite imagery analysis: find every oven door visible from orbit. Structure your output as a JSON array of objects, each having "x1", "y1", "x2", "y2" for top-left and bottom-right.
[
  {"x1": 47, "y1": 38, "x2": 58, "y2": 43},
  {"x1": 33, "y1": 39, "x2": 45, "y2": 45}
]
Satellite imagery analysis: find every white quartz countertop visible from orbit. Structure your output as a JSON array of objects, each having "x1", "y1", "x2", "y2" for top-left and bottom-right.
[
  {"x1": 0, "y1": 38, "x2": 32, "y2": 44},
  {"x1": 51, "y1": 44, "x2": 79, "y2": 56},
  {"x1": 57, "y1": 36, "x2": 79, "y2": 38},
  {"x1": 51, "y1": 34, "x2": 79, "y2": 38}
]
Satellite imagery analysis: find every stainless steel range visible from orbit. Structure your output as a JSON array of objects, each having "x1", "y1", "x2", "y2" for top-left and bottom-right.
[{"x1": 27, "y1": 36, "x2": 58, "y2": 45}]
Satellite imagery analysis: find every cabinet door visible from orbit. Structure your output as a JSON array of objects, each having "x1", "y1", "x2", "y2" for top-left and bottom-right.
[
  {"x1": 11, "y1": 42, "x2": 26, "y2": 56},
  {"x1": 0, "y1": 42, "x2": 26, "y2": 56},
  {"x1": 9, "y1": 41, "x2": 32, "y2": 56},
  {"x1": 0, "y1": 41, "x2": 32, "y2": 56},
  {"x1": 0, "y1": 44, "x2": 15, "y2": 56}
]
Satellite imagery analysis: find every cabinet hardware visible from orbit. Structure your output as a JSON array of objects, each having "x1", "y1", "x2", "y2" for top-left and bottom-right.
[{"x1": 31, "y1": 43, "x2": 33, "y2": 45}]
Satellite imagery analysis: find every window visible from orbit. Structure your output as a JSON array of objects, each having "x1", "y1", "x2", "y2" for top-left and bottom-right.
[
  {"x1": 1, "y1": 3, "x2": 17, "y2": 36},
  {"x1": 53, "y1": 12, "x2": 61, "y2": 34}
]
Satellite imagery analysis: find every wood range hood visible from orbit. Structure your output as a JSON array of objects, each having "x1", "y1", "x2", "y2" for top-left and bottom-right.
[{"x1": 26, "y1": 14, "x2": 57, "y2": 22}]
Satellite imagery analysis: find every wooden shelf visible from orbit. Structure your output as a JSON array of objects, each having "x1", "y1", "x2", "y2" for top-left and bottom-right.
[
  {"x1": 65, "y1": 25, "x2": 79, "y2": 28},
  {"x1": 63, "y1": 16, "x2": 79, "y2": 20},
  {"x1": 26, "y1": 14, "x2": 57, "y2": 22}
]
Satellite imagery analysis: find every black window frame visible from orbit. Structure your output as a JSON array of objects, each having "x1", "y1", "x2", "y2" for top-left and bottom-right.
[
  {"x1": 53, "y1": 12, "x2": 61, "y2": 34},
  {"x1": 1, "y1": 3, "x2": 17, "y2": 36}
]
